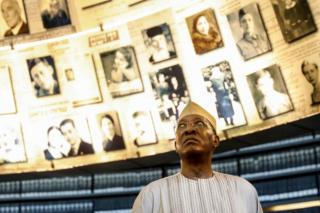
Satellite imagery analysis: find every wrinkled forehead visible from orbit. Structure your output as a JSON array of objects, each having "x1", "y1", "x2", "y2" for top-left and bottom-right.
[{"x1": 178, "y1": 114, "x2": 207, "y2": 124}]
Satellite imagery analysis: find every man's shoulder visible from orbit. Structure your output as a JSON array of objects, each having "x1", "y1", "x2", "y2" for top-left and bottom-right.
[
  {"x1": 215, "y1": 172, "x2": 257, "y2": 191},
  {"x1": 142, "y1": 173, "x2": 178, "y2": 192}
]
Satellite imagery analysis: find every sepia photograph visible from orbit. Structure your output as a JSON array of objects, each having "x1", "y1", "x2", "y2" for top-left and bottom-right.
[
  {"x1": 96, "y1": 111, "x2": 126, "y2": 152},
  {"x1": 0, "y1": 122, "x2": 27, "y2": 164},
  {"x1": 247, "y1": 64, "x2": 294, "y2": 120},
  {"x1": 227, "y1": 3, "x2": 272, "y2": 61},
  {"x1": 201, "y1": 61, "x2": 247, "y2": 130},
  {"x1": 39, "y1": 0, "x2": 71, "y2": 29},
  {"x1": 186, "y1": 8, "x2": 223, "y2": 55},
  {"x1": 271, "y1": 0, "x2": 317, "y2": 43},
  {"x1": 63, "y1": 54, "x2": 102, "y2": 107},
  {"x1": 130, "y1": 111, "x2": 157, "y2": 147},
  {"x1": 100, "y1": 46, "x2": 144, "y2": 98},
  {"x1": 27, "y1": 56, "x2": 60, "y2": 98},
  {"x1": 0, "y1": 66, "x2": 16, "y2": 115},
  {"x1": 41, "y1": 117, "x2": 94, "y2": 160},
  {"x1": 300, "y1": 55, "x2": 320, "y2": 105},
  {"x1": 149, "y1": 64, "x2": 189, "y2": 127},
  {"x1": 142, "y1": 23, "x2": 177, "y2": 64},
  {"x1": 0, "y1": 0, "x2": 29, "y2": 38}
]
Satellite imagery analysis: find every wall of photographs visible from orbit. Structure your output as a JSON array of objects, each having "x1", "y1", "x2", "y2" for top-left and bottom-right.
[{"x1": 0, "y1": 0, "x2": 319, "y2": 174}]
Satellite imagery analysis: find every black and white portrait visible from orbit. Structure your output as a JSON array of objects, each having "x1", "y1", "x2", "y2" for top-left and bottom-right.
[
  {"x1": 300, "y1": 58, "x2": 320, "y2": 105},
  {"x1": 271, "y1": 0, "x2": 316, "y2": 43},
  {"x1": 100, "y1": 46, "x2": 144, "y2": 97},
  {"x1": 41, "y1": 117, "x2": 94, "y2": 160},
  {"x1": 27, "y1": 56, "x2": 60, "y2": 98},
  {"x1": 247, "y1": 64, "x2": 293, "y2": 119},
  {"x1": 142, "y1": 23, "x2": 177, "y2": 64},
  {"x1": 39, "y1": 0, "x2": 71, "y2": 29},
  {"x1": 97, "y1": 112, "x2": 126, "y2": 152},
  {"x1": 149, "y1": 64, "x2": 189, "y2": 124},
  {"x1": 0, "y1": 122, "x2": 26, "y2": 164},
  {"x1": 202, "y1": 61, "x2": 246, "y2": 130},
  {"x1": 227, "y1": 3, "x2": 271, "y2": 61},
  {"x1": 0, "y1": 0, "x2": 29, "y2": 38},
  {"x1": 186, "y1": 8, "x2": 223, "y2": 55},
  {"x1": 130, "y1": 111, "x2": 157, "y2": 147}
]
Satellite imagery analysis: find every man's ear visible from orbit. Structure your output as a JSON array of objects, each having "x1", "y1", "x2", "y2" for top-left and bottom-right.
[{"x1": 214, "y1": 135, "x2": 220, "y2": 148}]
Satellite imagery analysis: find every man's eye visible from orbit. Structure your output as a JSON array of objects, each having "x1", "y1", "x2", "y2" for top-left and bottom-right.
[
  {"x1": 195, "y1": 121, "x2": 205, "y2": 128},
  {"x1": 177, "y1": 123, "x2": 186, "y2": 129}
]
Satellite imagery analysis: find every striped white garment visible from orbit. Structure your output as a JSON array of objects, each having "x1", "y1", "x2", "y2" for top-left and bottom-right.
[{"x1": 132, "y1": 172, "x2": 263, "y2": 213}]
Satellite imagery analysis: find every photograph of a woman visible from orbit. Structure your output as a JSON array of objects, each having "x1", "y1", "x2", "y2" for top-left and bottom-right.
[
  {"x1": 186, "y1": 9, "x2": 223, "y2": 54},
  {"x1": 43, "y1": 126, "x2": 71, "y2": 160},
  {"x1": 100, "y1": 46, "x2": 144, "y2": 97}
]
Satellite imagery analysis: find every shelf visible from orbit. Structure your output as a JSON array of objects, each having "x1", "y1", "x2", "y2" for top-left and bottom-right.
[{"x1": 242, "y1": 164, "x2": 319, "y2": 181}]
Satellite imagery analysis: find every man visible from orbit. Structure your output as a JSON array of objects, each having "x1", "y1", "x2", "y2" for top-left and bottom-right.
[
  {"x1": 59, "y1": 119, "x2": 94, "y2": 156},
  {"x1": 301, "y1": 60, "x2": 320, "y2": 104},
  {"x1": 1, "y1": 0, "x2": 29, "y2": 37},
  {"x1": 100, "y1": 114, "x2": 126, "y2": 151},
  {"x1": 29, "y1": 57, "x2": 60, "y2": 97},
  {"x1": 133, "y1": 101, "x2": 263, "y2": 212},
  {"x1": 236, "y1": 8, "x2": 271, "y2": 60},
  {"x1": 132, "y1": 111, "x2": 156, "y2": 147},
  {"x1": 41, "y1": 0, "x2": 71, "y2": 29},
  {"x1": 146, "y1": 25, "x2": 176, "y2": 63}
]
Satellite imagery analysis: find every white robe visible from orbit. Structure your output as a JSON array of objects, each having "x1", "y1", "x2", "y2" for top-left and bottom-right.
[{"x1": 132, "y1": 172, "x2": 263, "y2": 213}]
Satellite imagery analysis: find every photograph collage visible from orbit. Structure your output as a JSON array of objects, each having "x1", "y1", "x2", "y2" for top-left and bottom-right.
[{"x1": 0, "y1": 0, "x2": 319, "y2": 171}]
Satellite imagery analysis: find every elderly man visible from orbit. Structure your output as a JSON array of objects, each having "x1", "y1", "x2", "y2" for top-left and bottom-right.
[
  {"x1": 29, "y1": 57, "x2": 60, "y2": 97},
  {"x1": 1, "y1": 0, "x2": 29, "y2": 37},
  {"x1": 146, "y1": 25, "x2": 175, "y2": 63},
  {"x1": 236, "y1": 8, "x2": 270, "y2": 60},
  {"x1": 133, "y1": 101, "x2": 263, "y2": 212}
]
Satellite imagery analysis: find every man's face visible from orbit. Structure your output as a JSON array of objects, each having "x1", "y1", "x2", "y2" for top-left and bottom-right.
[
  {"x1": 1, "y1": 0, "x2": 21, "y2": 28},
  {"x1": 196, "y1": 16, "x2": 209, "y2": 35},
  {"x1": 134, "y1": 114, "x2": 147, "y2": 136},
  {"x1": 50, "y1": 0, "x2": 60, "y2": 15},
  {"x1": 240, "y1": 13, "x2": 255, "y2": 35},
  {"x1": 302, "y1": 63, "x2": 319, "y2": 86},
  {"x1": 175, "y1": 114, "x2": 218, "y2": 158},
  {"x1": 101, "y1": 117, "x2": 115, "y2": 139},
  {"x1": 60, "y1": 122, "x2": 79, "y2": 146},
  {"x1": 31, "y1": 62, "x2": 55, "y2": 91},
  {"x1": 150, "y1": 34, "x2": 167, "y2": 51}
]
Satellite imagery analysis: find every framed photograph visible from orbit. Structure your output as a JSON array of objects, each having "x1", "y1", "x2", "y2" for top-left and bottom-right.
[
  {"x1": 96, "y1": 111, "x2": 126, "y2": 152},
  {"x1": 130, "y1": 111, "x2": 157, "y2": 147},
  {"x1": 142, "y1": 23, "x2": 177, "y2": 64},
  {"x1": 64, "y1": 54, "x2": 102, "y2": 107},
  {"x1": 227, "y1": 3, "x2": 272, "y2": 61},
  {"x1": 0, "y1": 0, "x2": 29, "y2": 39},
  {"x1": 300, "y1": 55, "x2": 320, "y2": 105},
  {"x1": 0, "y1": 121, "x2": 27, "y2": 164},
  {"x1": 0, "y1": 66, "x2": 16, "y2": 115},
  {"x1": 100, "y1": 46, "x2": 144, "y2": 98},
  {"x1": 186, "y1": 8, "x2": 223, "y2": 55},
  {"x1": 32, "y1": 116, "x2": 94, "y2": 160},
  {"x1": 39, "y1": 0, "x2": 71, "y2": 29},
  {"x1": 26, "y1": 55, "x2": 60, "y2": 98},
  {"x1": 271, "y1": 0, "x2": 317, "y2": 43},
  {"x1": 247, "y1": 64, "x2": 294, "y2": 120},
  {"x1": 149, "y1": 64, "x2": 189, "y2": 124},
  {"x1": 201, "y1": 61, "x2": 247, "y2": 130}
]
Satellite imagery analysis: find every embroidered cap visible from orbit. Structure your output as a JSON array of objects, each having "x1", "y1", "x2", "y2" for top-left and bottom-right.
[{"x1": 178, "y1": 101, "x2": 216, "y2": 129}]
